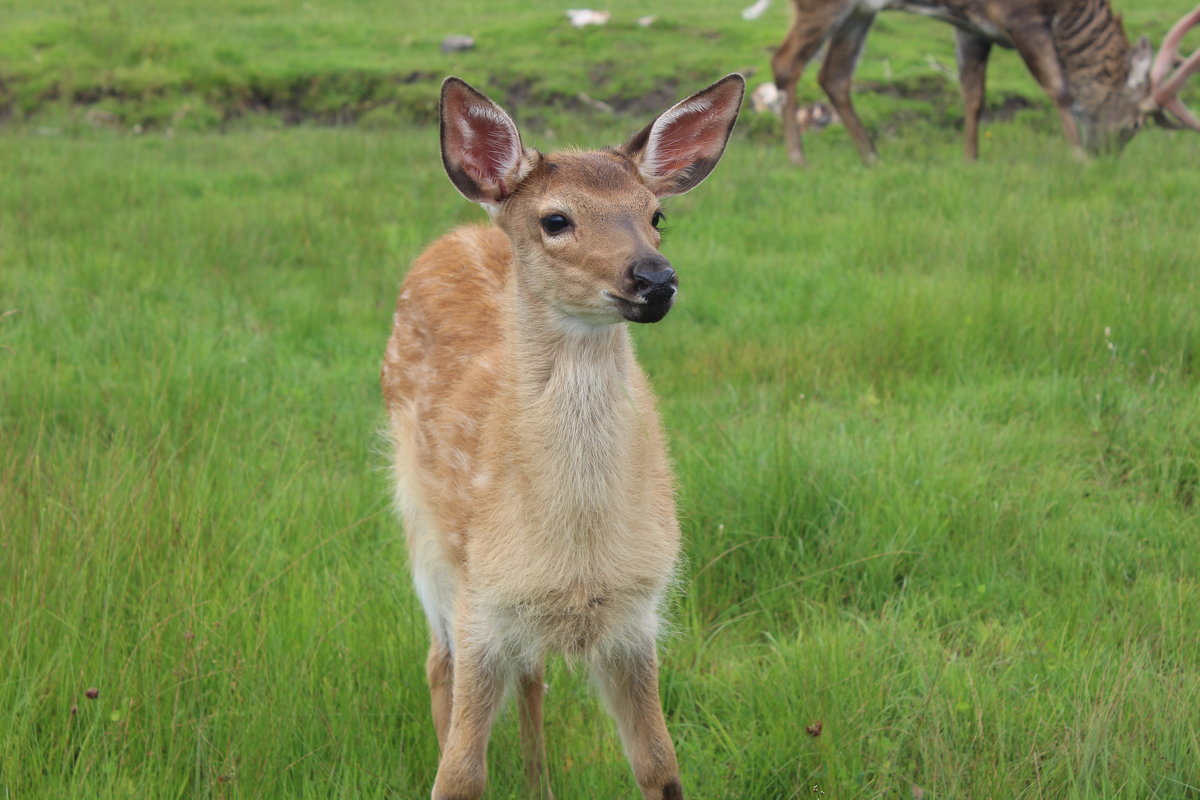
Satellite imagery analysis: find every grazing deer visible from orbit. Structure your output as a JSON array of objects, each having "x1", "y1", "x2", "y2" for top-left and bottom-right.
[
  {"x1": 770, "y1": 0, "x2": 1200, "y2": 164},
  {"x1": 382, "y1": 74, "x2": 744, "y2": 800}
]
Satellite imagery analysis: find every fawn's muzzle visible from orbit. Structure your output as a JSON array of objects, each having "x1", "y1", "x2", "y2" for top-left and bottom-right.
[{"x1": 619, "y1": 256, "x2": 677, "y2": 324}]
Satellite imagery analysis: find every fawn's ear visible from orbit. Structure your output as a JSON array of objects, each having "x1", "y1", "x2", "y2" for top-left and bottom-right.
[
  {"x1": 440, "y1": 77, "x2": 538, "y2": 207},
  {"x1": 619, "y1": 74, "x2": 745, "y2": 197}
]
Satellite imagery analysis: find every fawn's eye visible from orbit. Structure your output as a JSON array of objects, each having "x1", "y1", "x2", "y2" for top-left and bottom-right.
[
  {"x1": 540, "y1": 214, "x2": 572, "y2": 235},
  {"x1": 651, "y1": 210, "x2": 665, "y2": 230}
]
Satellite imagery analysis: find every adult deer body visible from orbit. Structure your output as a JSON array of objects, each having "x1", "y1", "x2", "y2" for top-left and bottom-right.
[
  {"x1": 771, "y1": 0, "x2": 1200, "y2": 163},
  {"x1": 382, "y1": 75, "x2": 744, "y2": 799}
]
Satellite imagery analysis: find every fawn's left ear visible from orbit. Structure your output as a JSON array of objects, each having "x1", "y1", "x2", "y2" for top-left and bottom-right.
[{"x1": 619, "y1": 74, "x2": 745, "y2": 197}]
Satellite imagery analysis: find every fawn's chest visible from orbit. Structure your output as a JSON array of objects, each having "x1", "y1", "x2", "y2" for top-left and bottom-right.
[
  {"x1": 469, "y1": 415, "x2": 678, "y2": 654},
  {"x1": 465, "y1": 321, "x2": 679, "y2": 653}
]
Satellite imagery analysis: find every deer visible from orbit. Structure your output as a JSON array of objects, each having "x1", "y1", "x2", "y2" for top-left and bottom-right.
[
  {"x1": 381, "y1": 74, "x2": 745, "y2": 800},
  {"x1": 769, "y1": 0, "x2": 1200, "y2": 164}
]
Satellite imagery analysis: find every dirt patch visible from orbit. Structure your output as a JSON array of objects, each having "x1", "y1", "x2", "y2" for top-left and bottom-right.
[
  {"x1": 496, "y1": 74, "x2": 686, "y2": 122},
  {"x1": 859, "y1": 75, "x2": 953, "y2": 101},
  {"x1": 1, "y1": 67, "x2": 1044, "y2": 134},
  {"x1": 604, "y1": 82, "x2": 684, "y2": 116},
  {"x1": 860, "y1": 76, "x2": 1038, "y2": 120},
  {"x1": 981, "y1": 93, "x2": 1037, "y2": 122}
]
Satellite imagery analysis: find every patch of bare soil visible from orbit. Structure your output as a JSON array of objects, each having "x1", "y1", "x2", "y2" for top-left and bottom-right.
[{"x1": 1, "y1": 67, "x2": 1040, "y2": 133}]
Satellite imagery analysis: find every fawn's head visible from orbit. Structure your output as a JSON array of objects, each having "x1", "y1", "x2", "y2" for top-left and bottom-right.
[{"x1": 439, "y1": 75, "x2": 744, "y2": 325}]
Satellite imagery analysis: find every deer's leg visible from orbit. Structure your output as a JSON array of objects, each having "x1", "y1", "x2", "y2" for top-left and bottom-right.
[
  {"x1": 771, "y1": 3, "x2": 845, "y2": 166},
  {"x1": 1005, "y1": 22, "x2": 1083, "y2": 155},
  {"x1": 517, "y1": 663, "x2": 553, "y2": 799},
  {"x1": 818, "y1": 10, "x2": 880, "y2": 165},
  {"x1": 427, "y1": 639, "x2": 455, "y2": 750},
  {"x1": 432, "y1": 629, "x2": 511, "y2": 800},
  {"x1": 955, "y1": 29, "x2": 993, "y2": 161},
  {"x1": 593, "y1": 637, "x2": 681, "y2": 800}
]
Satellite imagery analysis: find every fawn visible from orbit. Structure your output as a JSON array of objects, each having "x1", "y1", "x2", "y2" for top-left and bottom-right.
[{"x1": 382, "y1": 74, "x2": 744, "y2": 800}]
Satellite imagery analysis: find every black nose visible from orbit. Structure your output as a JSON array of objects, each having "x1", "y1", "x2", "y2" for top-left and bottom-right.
[{"x1": 630, "y1": 256, "x2": 677, "y2": 293}]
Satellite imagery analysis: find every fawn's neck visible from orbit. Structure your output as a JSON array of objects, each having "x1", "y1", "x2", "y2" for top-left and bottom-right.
[{"x1": 499, "y1": 274, "x2": 641, "y2": 535}]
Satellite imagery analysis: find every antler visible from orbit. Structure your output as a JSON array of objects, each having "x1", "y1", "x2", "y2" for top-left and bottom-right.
[{"x1": 1150, "y1": 5, "x2": 1200, "y2": 130}]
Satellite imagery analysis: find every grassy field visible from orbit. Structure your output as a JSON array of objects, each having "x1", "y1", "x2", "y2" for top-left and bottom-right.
[
  {"x1": 4, "y1": 1, "x2": 1200, "y2": 798},
  {"x1": 4, "y1": 0, "x2": 1193, "y2": 132}
]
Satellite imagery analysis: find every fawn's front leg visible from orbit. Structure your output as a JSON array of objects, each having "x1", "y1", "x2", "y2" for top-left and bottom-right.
[
  {"x1": 593, "y1": 636, "x2": 683, "y2": 800},
  {"x1": 431, "y1": 628, "x2": 510, "y2": 800}
]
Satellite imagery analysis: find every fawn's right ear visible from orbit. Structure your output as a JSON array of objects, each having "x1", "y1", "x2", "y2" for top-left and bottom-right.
[{"x1": 440, "y1": 77, "x2": 538, "y2": 207}]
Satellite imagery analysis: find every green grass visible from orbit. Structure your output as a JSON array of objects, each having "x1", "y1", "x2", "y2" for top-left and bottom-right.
[
  {"x1": 4, "y1": 0, "x2": 1193, "y2": 131},
  {"x1": 4, "y1": 1, "x2": 1200, "y2": 798}
]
